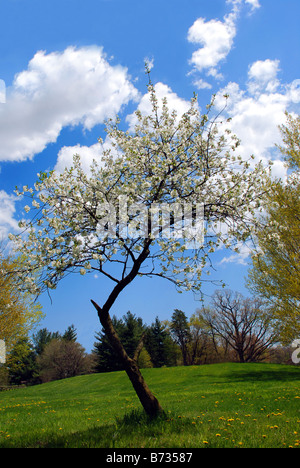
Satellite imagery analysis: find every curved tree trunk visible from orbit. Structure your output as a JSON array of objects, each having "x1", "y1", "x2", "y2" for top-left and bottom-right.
[{"x1": 91, "y1": 299, "x2": 163, "y2": 418}]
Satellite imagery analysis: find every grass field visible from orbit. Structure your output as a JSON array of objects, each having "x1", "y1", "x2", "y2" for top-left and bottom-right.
[{"x1": 0, "y1": 363, "x2": 299, "y2": 448}]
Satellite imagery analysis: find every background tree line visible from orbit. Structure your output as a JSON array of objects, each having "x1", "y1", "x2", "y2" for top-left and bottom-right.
[
  {"x1": 1, "y1": 287, "x2": 296, "y2": 388},
  {"x1": 1, "y1": 324, "x2": 94, "y2": 386}
]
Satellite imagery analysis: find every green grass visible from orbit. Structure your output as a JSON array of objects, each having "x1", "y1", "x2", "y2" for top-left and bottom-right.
[{"x1": 0, "y1": 363, "x2": 299, "y2": 448}]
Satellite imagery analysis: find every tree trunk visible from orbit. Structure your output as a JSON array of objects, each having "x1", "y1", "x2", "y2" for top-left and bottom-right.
[
  {"x1": 124, "y1": 359, "x2": 163, "y2": 417},
  {"x1": 91, "y1": 299, "x2": 163, "y2": 418}
]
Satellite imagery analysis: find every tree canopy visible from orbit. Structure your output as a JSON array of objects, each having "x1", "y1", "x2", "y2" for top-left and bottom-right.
[
  {"x1": 200, "y1": 290, "x2": 275, "y2": 363},
  {"x1": 0, "y1": 254, "x2": 43, "y2": 353},
  {"x1": 248, "y1": 112, "x2": 300, "y2": 344},
  {"x1": 9, "y1": 77, "x2": 270, "y2": 299}
]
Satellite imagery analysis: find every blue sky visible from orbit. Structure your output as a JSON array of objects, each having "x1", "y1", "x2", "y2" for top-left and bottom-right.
[{"x1": 0, "y1": 0, "x2": 300, "y2": 352}]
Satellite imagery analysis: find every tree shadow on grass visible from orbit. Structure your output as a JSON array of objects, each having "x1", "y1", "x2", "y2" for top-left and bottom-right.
[
  {"x1": 22, "y1": 410, "x2": 197, "y2": 448},
  {"x1": 0, "y1": 421, "x2": 125, "y2": 448},
  {"x1": 226, "y1": 365, "x2": 300, "y2": 384},
  {"x1": 43, "y1": 423, "x2": 122, "y2": 448},
  {"x1": 194, "y1": 364, "x2": 300, "y2": 385}
]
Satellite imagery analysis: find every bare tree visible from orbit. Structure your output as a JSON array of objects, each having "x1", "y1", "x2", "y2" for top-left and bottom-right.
[
  {"x1": 37, "y1": 339, "x2": 89, "y2": 382},
  {"x1": 203, "y1": 290, "x2": 276, "y2": 363}
]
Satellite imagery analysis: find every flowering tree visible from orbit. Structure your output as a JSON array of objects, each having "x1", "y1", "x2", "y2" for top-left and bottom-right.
[{"x1": 10, "y1": 74, "x2": 270, "y2": 416}]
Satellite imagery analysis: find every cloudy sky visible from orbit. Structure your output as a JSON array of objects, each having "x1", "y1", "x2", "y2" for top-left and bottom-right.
[{"x1": 0, "y1": 0, "x2": 299, "y2": 351}]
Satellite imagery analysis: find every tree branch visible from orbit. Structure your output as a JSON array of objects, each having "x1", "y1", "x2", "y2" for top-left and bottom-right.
[{"x1": 133, "y1": 331, "x2": 147, "y2": 363}]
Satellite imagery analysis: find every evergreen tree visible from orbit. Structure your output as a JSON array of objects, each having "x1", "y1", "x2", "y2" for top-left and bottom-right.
[
  {"x1": 170, "y1": 309, "x2": 191, "y2": 366},
  {"x1": 63, "y1": 324, "x2": 77, "y2": 342},
  {"x1": 146, "y1": 317, "x2": 177, "y2": 367},
  {"x1": 8, "y1": 337, "x2": 39, "y2": 385},
  {"x1": 93, "y1": 312, "x2": 146, "y2": 372},
  {"x1": 93, "y1": 316, "x2": 125, "y2": 372},
  {"x1": 121, "y1": 312, "x2": 145, "y2": 358}
]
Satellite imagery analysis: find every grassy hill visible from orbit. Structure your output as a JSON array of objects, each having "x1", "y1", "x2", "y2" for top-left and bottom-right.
[{"x1": 0, "y1": 363, "x2": 299, "y2": 448}]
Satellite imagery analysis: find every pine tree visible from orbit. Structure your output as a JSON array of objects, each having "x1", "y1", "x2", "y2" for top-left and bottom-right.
[
  {"x1": 170, "y1": 309, "x2": 191, "y2": 366},
  {"x1": 93, "y1": 312, "x2": 146, "y2": 372},
  {"x1": 63, "y1": 324, "x2": 77, "y2": 342},
  {"x1": 146, "y1": 317, "x2": 176, "y2": 367}
]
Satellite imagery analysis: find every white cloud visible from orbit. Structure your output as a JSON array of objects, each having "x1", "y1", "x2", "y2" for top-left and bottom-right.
[
  {"x1": 248, "y1": 59, "x2": 281, "y2": 94},
  {"x1": 245, "y1": 0, "x2": 261, "y2": 11},
  {"x1": 188, "y1": 0, "x2": 260, "y2": 82},
  {"x1": 193, "y1": 79, "x2": 213, "y2": 90},
  {"x1": 248, "y1": 59, "x2": 280, "y2": 83},
  {"x1": 0, "y1": 46, "x2": 139, "y2": 162},
  {"x1": 227, "y1": 0, "x2": 260, "y2": 12},
  {"x1": 55, "y1": 137, "x2": 117, "y2": 174},
  {"x1": 219, "y1": 243, "x2": 252, "y2": 266},
  {"x1": 55, "y1": 143, "x2": 103, "y2": 174},
  {"x1": 0, "y1": 191, "x2": 19, "y2": 241},
  {"x1": 215, "y1": 59, "x2": 300, "y2": 180},
  {"x1": 187, "y1": 15, "x2": 237, "y2": 77}
]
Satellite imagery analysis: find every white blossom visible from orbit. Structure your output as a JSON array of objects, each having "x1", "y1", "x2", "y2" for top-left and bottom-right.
[{"x1": 9, "y1": 81, "x2": 270, "y2": 296}]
